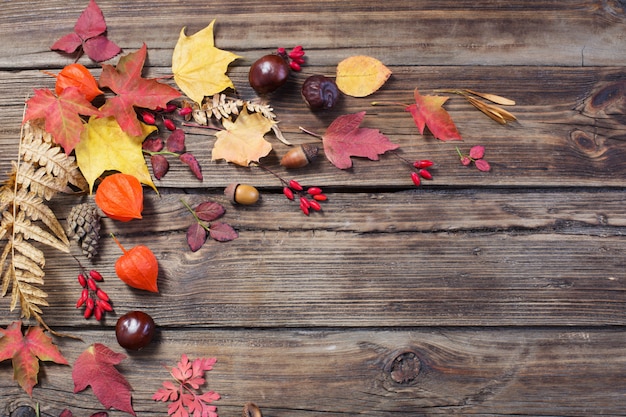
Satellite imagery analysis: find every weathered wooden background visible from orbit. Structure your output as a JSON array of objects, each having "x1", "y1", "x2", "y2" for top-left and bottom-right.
[{"x1": 1, "y1": 1, "x2": 626, "y2": 416}]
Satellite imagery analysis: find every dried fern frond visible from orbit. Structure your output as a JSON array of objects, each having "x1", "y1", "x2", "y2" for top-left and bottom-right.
[
  {"x1": 0, "y1": 118, "x2": 86, "y2": 333},
  {"x1": 192, "y1": 93, "x2": 291, "y2": 145}
]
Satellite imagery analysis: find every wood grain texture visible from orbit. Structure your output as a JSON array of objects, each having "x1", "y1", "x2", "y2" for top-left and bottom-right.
[{"x1": 0, "y1": 1, "x2": 625, "y2": 416}]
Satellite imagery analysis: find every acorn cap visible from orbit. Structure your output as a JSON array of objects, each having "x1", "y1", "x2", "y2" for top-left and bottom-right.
[
  {"x1": 301, "y1": 143, "x2": 319, "y2": 163},
  {"x1": 224, "y1": 183, "x2": 238, "y2": 203}
]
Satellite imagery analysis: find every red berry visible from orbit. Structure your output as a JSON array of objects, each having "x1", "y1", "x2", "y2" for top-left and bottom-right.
[
  {"x1": 289, "y1": 179, "x2": 303, "y2": 191},
  {"x1": 86, "y1": 297, "x2": 95, "y2": 310},
  {"x1": 179, "y1": 107, "x2": 193, "y2": 116},
  {"x1": 313, "y1": 194, "x2": 328, "y2": 201},
  {"x1": 309, "y1": 200, "x2": 322, "y2": 211},
  {"x1": 289, "y1": 61, "x2": 301, "y2": 71},
  {"x1": 307, "y1": 187, "x2": 322, "y2": 196},
  {"x1": 96, "y1": 288, "x2": 109, "y2": 301},
  {"x1": 164, "y1": 118, "x2": 176, "y2": 131},
  {"x1": 283, "y1": 187, "x2": 294, "y2": 200},
  {"x1": 164, "y1": 103, "x2": 178, "y2": 113},
  {"x1": 89, "y1": 270, "x2": 103, "y2": 281},
  {"x1": 300, "y1": 201, "x2": 310, "y2": 216},
  {"x1": 94, "y1": 305, "x2": 103, "y2": 321},
  {"x1": 418, "y1": 169, "x2": 433, "y2": 180},
  {"x1": 84, "y1": 306, "x2": 93, "y2": 319},
  {"x1": 87, "y1": 278, "x2": 98, "y2": 291},
  {"x1": 76, "y1": 289, "x2": 89, "y2": 308},
  {"x1": 299, "y1": 196, "x2": 310, "y2": 209},
  {"x1": 97, "y1": 299, "x2": 113, "y2": 312},
  {"x1": 140, "y1": 111, "x2": 156, "y2": 125},
  {"x1": 78, "y1": 273, "x2": 87, "y2": 288},
  {"x1": 410, "y1": 171, "x2": 421, "y2": 186},
  {"x1": 413, "y1": 160, "x2": 433, "y2": 169}
]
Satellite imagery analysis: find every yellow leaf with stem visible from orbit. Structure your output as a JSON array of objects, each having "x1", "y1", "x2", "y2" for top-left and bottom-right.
[
  {"x1": 336, "y1": 55, "x2": 392, "y2": 97},
  {"x1": 212, "y1": 108, "x2": 274, "y2": 167},
  {"x1": 75, "y1": 116, "x2": 157, "y2": 193},
  {"x1": 172, "y1": 20, "x2": 241, "y2": 104}
]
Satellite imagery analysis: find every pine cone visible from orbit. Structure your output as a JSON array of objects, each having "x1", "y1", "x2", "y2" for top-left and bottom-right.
[{"x1": 67, "y1": 202, "x2": 101, "y2": 259}]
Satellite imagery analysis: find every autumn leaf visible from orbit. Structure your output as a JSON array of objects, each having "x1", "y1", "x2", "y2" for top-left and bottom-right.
[
  {"x1": 336, "y1": 55, "x2": 392, "y2": 97},
  {"x1": 75, "y1": 116, "x2": 157, "y2": 193},
  {"x1": 23, "y1": 87, "x2": 102, "y2": 154},
  {"x1": 321, "y1": 111, "x2": 399, "y2": 169},
  {"x1": 405, "y1": 88, "x2": 462, "y2": 141},
  {"x1": 99, "y1": 44, "x2": 181, "y2": 136},
  {"x1": 212, "y1": 107, "x2": 274, "y2": 166},
  {"x1": 50, "y1": 0, "x2": 121, "y2": 62},
  {"x1": 72, "y1": 343, "x2": 135, "y2": 416},
  {"x1": 0, "y1": 321, "x2": 68, "y2": 396},
  {"x1": 172, "y1": 20, "x2": 241, "y2": 104}
]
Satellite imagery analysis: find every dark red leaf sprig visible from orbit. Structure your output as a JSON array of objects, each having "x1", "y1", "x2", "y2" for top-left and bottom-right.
[
  {"x1": 74, "y1": 264, "x2": 112, "y2": 321},
  {"x1": 181, "y1": 199, "x2": 238, "y2": 252},
  {"x1": 390, "y1": 152, "x2": 435, "y2": 187},
  {"x1": 253, "y1": 163, "x2": 327, "y2": 216},
  {"x1": 277, "y1": 45, "x2": 306, "y2": 71},
  {"x1": 456, "y1": 145, "x2": 491, "y2": 172},
  {"x1": 142, "y1": 125, "x2": 203, "y2": 181},
  {"x1": 50, "y1": 0, "x2": 121, "y2": 62}
]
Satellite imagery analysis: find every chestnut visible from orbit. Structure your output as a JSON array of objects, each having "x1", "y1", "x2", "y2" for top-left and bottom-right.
[
  {"x1": 115, "y1": 311, "x2": 156, "y2": 351},
  {"x1": 301, "y1": 75, "x2": 340, "y2": 110},
  {"x1": 249, "y1": 54, "x2": 290, "y2": 94}
]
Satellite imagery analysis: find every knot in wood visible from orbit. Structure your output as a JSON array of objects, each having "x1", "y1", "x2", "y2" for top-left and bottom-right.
[{"x1": 388, "y1": 350, "x2": 421, "y2": 384}]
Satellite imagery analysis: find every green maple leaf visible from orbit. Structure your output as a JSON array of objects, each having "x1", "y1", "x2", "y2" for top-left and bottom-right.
[
  {"x1": 0, "y1": 321, "x2": 68, "y2": 396},
  {"x1": 75, "y1": 116, "x2": 157, "y2": 193}
]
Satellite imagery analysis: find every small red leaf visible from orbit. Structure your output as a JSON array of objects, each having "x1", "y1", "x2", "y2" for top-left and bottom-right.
[
  {"x1": 179, "y1": 153, "x2": 203, "y2": 180},
  {"x1": 209, "y1": 222, "x2": 238, "y2": 242},
  {"x1": 143, "y1": 137, "x2": 164, "y2": 152},
  {"x1": 321, "y1": 111, "x2": 399, "y2": 169},
  {"x1": 73, "y1": 0, "x2": 107, "y2": 40},
  {"x1": 195, "y1": 201, "x2": 225, "y2": 222},
  {"x1": 475, "y1": 159, "x2": 491, "y2": 172},
  {"x1": 186, "y1": 223, "x2": 207, "y2": 252},
  {"x1": 51, "y1": 33, "x2": 82, "y2": 54},
  {"x1": 150, "y1": 155, "x2": 169, "y2": 180},
  {"x1": 83, "y1": 35, "x2": 122, "y2": 62},
  {"x1": 72, "y1": 343, "x2": 135, "y2": 416},
  {"x1": 166, "y1": 129, "x2": 186, "y2": 153},
  {"x1": 469, "y1": 145, "x2": 485, "y2": 160}
]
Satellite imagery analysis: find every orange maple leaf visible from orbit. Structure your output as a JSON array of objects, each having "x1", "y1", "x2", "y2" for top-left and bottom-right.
[{"x1": 405, "y1": 88, "x2": 462, "y2": 141}]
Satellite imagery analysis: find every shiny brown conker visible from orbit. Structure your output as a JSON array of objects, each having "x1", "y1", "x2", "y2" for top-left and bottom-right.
[
  {"x1": 249, "y1": 54, "x2": 290, "y2": 94},
  {"x1": 115, "y1": 310, "x2": 156, "y2": 350},
  {"x1": 301, "y1": 75, "x2": 340, "y2": 110}
]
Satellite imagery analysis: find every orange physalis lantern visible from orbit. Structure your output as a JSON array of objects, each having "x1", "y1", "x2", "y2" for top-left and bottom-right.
[
  {"x1": 95, "y1": 173, "x2": 144, "y2": 222},
  {"x1": 112, "y1": 234, "x2": 159, "y2": 293},
  {"x1": 55, "y1": 63, "x2": 104, "y2": 102}
]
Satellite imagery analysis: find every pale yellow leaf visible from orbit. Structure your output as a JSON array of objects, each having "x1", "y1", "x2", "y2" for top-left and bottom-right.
[
  {"x1": 172, "y1": 20, "x2": 241, "y2": 104},
  {"x1": 212, "y1": 108, "x2": 274, "y2": 166},
  {"x1": 336, "y1": 55, "x2": 392, "y2": 97}
]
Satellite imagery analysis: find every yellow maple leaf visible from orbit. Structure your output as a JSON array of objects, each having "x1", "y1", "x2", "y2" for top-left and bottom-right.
[
  {"x1": 336, "y1": 55, "x2": 392, "y2": 97},
  {"x1": 172, "y1": 20, "x2": 241, "y2": 104},
  {"x1": 75, "y1": 116, "x2": 157, "y2": 193},
  {"x1": 212, "y1": 108, "x2": 274, "y2": 166}
]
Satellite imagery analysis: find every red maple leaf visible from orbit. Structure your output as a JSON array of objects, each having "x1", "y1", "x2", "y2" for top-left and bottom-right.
[
  {"x1": 72, "y1": 343, "x2": 135, "y2": 416},
  {"x1": 321, "y1": 111, "x2": 399, "y2": 169},
  {"x1": 405, "y1": 88, "x2": 462, "y2": 141},
  {"x1": 23, "y1": 87, "x2": 101, "y2": 154},
  {"x1": 99, "y1": 44, "x2": 181, "y2": 136},
  {"x1": 0, "y1": 321, "x2": 68, "y2": 396},
  {"x1": 50, "y1": 0, "x2": 121, "y2": 62},
  {"x1": 153, "y1": 354, "x2": 220, "y2": 417}
]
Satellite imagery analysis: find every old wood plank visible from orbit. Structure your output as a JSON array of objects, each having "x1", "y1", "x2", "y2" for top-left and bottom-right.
[
  {"x1": 1, "y1": 328, "x2": 624, "y2": 417},
  {"x1": 1, "y1": 66, "x2": 626, "y2": 188},
  {"x1": 1, "y1": 1, "x2": 626, "y2": 69}
]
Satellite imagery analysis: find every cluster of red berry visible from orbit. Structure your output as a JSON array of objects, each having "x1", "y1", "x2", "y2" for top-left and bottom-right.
[
  {"x1": 282, "y1": 179, "x2": 327, "y2": 216},
  {"x1": 277, "y1": 45, "x2": 306, "y2": 71},
  {"x1": 75, "y1": 270, "x2": 112, "y2": 321},
  {"x1": 409, "y1": 160, "x2": 434, "y2": 186}
]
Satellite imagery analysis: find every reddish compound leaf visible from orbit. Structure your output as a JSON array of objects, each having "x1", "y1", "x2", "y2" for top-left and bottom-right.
[
  {"x1": 405, "y1": 88, "x2": 462, "y2": 141},
  {"x1": 51, "y1": 0, "x2": 121, "y2": 62},
  {"x1": 72, "y1": 343, "x2": 135, "y2": 416},
  {"x1": 187, "y1": 223, "x2": 207, "y2": 252},
  {"x1": 0, "y1": 321, "x2": 68, "y2": 396},
  {"x1": 23, "y1": 87, "x2": 102, "y2": 154},
  {"x1": 195, "y1": 201, "x2": 225, "y2": 222},
  {"x1": 99, "y1": 44, "x2": 181, "y2": 137},
  {"x1": 209, "y1": 222, "x2": 238, "y2": 242},
  {"x1": 322, "y1": 111, "x2": 399, "y2": 169}
]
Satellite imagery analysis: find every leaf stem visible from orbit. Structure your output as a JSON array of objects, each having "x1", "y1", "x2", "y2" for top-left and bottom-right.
[
  {"x1": 370, "y1": 100, "x2": 410, "y2": 107},
  {"x1": 180, "y1": 199, "x2": 211, "y2": 232},
  {"x1": 298, "y1": 126, "x2": 322, "y2": 139}
]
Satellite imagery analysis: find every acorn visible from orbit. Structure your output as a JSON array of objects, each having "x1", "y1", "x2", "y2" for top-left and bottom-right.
[
  {"x1": 280, "y1": 143, "x2": 319, "y2": 169},
  {"x1": 242, "y1": 402, "x2": 262, "y2": 417},
  {"x1": 225, "y1": 183, "x2": 260, "y2": 205}
]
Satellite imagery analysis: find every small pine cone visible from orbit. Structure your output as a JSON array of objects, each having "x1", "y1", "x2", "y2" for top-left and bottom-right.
[{"x1": 67, "y1": 202, "x2": 101, "y2": 259}]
